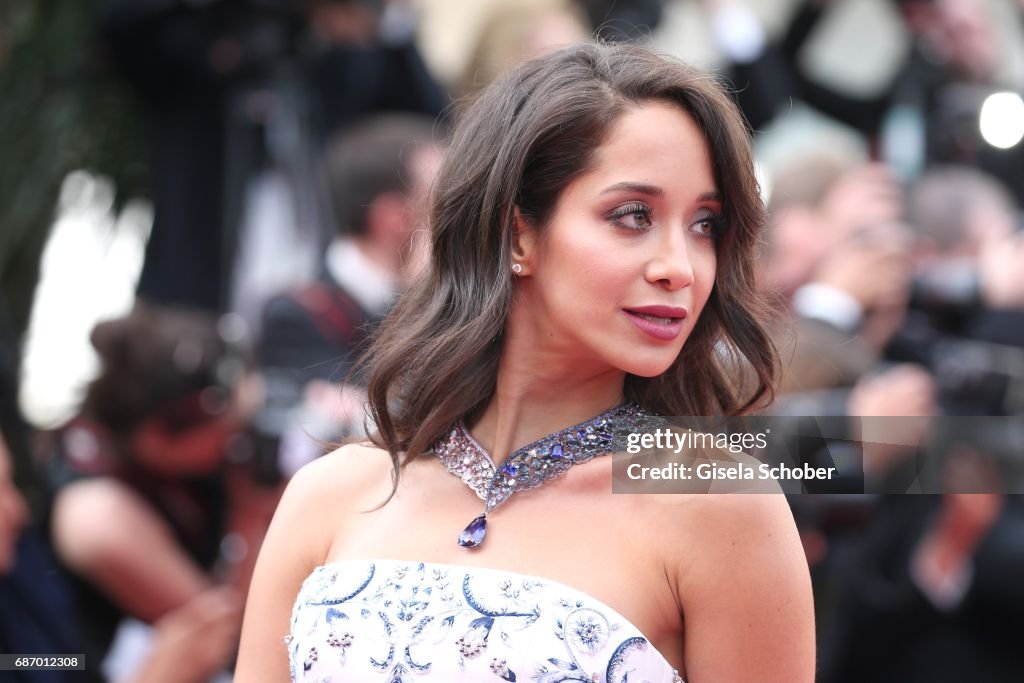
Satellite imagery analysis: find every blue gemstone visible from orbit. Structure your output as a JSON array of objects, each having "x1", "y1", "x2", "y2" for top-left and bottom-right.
[
  {"x1": 501, "y1": 463, "x2": 519, "y2": 475},
  {"x1": 551, "y1": 443, "x2": 563, "y2": 458},
  {"x1": 458, "y1": 514, "x2": 487, "y2": 548}
]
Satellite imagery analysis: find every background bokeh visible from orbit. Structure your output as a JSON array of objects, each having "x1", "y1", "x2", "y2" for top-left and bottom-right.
[{"x1": 1, "y1": 1, "x2": 1023, "y2": 681}]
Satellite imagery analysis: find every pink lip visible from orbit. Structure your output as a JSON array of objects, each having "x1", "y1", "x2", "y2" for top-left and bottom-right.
[{"x1": 623, "y1": 305, "x2": 688, "y2": 341}]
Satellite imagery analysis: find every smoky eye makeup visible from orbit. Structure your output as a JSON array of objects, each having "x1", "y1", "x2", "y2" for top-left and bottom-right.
[
  {"x1": 607, "y1": 202, "x2": 654, "y2": 231},
  {"x1": 692, "y1": 209, "x2": 727, "y2": 239}
]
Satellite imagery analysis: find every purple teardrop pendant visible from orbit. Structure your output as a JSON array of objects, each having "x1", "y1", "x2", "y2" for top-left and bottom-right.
[{"x1": 458, "y1": 513, "x2": 488, "y2": 548}]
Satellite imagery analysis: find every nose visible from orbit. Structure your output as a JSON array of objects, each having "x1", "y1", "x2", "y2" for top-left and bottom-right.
[{"x1": 644, "y1": 230, "x2": 695, "y2": 290}]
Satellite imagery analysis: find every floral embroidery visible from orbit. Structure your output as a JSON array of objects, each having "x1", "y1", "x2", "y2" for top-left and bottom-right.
[
  {"x1": 288, "y1": 560, "x2": 683, "y2": 683},
  {"x1": 567, "y1": 609, "x2": 609, "y2": 653}
]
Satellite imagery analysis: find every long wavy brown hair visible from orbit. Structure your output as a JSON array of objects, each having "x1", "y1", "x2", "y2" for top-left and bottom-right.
[{"x1": 361, "y1": 43, "x2": 777, "y2": 477}]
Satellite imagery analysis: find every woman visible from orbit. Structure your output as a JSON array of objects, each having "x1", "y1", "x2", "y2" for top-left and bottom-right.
[{"x1": 237, "y1": 43, "x2": 815, "y2": 682}]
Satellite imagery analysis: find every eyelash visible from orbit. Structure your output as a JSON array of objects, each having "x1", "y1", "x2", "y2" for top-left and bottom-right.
[
  {"x1": 608, "y1": 202, "x2": 652, "y2": 231},
  {"x1": 694, "y1": 214, "x2": 727, "y2": 239},
  {"x1": 608, "y1": 202, "x2": 726, "y2": 239}
]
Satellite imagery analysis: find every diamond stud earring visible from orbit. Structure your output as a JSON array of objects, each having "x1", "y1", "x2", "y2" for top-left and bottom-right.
[{"x1": 511, "y1": 263, "x2": 523, "y2": 275}]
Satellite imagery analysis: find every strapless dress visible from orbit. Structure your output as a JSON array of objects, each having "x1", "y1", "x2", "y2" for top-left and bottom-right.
[{"x1": 288, "y1": 559, "x2": 684, "y2": 682}]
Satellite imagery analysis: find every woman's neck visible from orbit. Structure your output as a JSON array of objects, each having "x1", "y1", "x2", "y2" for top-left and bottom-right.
[{"x1": 468, "y1": 351, "x2": 625, "y2": 466}]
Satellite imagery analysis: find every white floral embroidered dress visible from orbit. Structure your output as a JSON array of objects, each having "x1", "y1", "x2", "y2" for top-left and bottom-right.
[{"x1": 288, "y1": 559, "x2": 684, "y2": 683}]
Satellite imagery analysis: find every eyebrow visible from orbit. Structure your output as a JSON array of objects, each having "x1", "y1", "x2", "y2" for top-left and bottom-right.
[
  {"x1": 600, "y1": 182, "x2": 662, "y2": 197},
  {"x1": 599, "y1": 182, "x2": 720, "y2": 203}
]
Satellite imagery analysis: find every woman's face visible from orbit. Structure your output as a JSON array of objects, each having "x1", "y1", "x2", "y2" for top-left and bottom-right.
[{"x1": 514, "y1": 100, "x2": 719, "y2": 378}]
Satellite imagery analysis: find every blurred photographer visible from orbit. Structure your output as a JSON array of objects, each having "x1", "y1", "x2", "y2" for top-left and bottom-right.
[
  {"x1": 818, "y1": 422, "x2": 1024, "y2": 683},
  {"x1": 890, "y1": 165, "x2": 1024, "y2": 414},
  {"x1": 47, "y1": 304, "x2": 259, "y2": 681},
  {"x1": 768, "y1": 0, "x2": 1023, "y2": 201},
  {"x1": 254, "y1": 114, "x2": 441, "y2": 479},
  {"x1": 763, "y1": 154, "x2": 913, "y2": 394}
]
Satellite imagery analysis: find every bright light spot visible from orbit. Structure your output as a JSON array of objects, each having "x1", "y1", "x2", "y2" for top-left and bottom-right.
[
  {"x1": 19, "y1": 170, "x2": 152, "y2": 428},
  {"x1": 979, "y1": 92, "x2": 1024, "y2": 149}
]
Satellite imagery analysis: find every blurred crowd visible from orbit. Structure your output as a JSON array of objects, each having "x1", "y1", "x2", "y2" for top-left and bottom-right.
[{"x1": 1, "y1": 0, "x2": 1023, "y2": 681}]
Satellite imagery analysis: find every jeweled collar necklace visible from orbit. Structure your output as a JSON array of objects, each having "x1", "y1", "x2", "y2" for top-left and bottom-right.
[{"x1": 432, "y1": 402, "x2": 654, "y2": 549}]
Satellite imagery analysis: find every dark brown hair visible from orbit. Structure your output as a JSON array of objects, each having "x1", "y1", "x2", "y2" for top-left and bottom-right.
[
  {"x1": 82, "y1": 304, "x2": 236, "y2": 433},
  {"x1": 361, "y1": 43, "x2": 777, "y2": 473}
]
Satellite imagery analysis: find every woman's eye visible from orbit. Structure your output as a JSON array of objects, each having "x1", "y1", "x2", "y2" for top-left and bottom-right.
[
  {"x1": 692, "y1": 213, "x2": 725, "y2": 239},
  {"x1": 609, "y1": 203, "x2": 653, "y2": 231}
]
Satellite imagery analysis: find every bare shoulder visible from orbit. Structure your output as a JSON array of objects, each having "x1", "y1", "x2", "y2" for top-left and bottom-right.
[
  {"x1": 297, "y1": 442, "x2": 397, "y2": 514},
  {"x1": 270, "y1": 441, "x2": 396, "y2": 564},
  {"x1": 666, "y1": 492, "x2": 806, "y2": 592},
  {"x1": 683, "y1": 493, "x2": 800, "y2": 561},
  {"x1": 235, "y1": 442, "x2": 396, "y2": 682},
  {"x1": 299, "y1": 440, "x2": 395, "y2": 483},
  {"x1": 672, "y1": 493, "x2": 815, "y2": 682}
]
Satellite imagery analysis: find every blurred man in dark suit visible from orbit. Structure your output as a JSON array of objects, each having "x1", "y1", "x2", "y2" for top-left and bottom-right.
[{"x1": 254, "y1": 114, "x2": 440, "y2": 476}]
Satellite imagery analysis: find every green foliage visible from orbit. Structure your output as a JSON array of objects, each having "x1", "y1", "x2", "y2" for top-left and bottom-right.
[{"x1": 0, "y1": 0, "x2": 146, "y2": 339}]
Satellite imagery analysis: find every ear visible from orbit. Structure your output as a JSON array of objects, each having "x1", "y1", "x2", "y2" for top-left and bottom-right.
[{"x1": 511, "y1": 208, "x2": 539, "y2": 275}]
